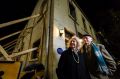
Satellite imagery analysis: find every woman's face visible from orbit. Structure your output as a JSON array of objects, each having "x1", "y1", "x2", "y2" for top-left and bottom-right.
[
  {"x1": 70, "y1": 39, "x2": 77, "y2": 49},
  {"x1": 83, "y1": 36, "x2": 93, "y2": 45}
]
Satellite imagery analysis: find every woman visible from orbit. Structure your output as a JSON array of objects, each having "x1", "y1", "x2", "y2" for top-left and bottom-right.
[{"x1": 57, "y1": 35, "x2": 91, "y2": 79}]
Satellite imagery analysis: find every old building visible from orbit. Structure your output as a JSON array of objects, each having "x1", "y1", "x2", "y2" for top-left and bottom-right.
[{"x1": 0, "y1": 0, "x2": 99, "y2": 79}]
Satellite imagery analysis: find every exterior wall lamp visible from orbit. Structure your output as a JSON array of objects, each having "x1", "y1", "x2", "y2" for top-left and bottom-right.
[{"x1": 59, "y1": 29, "x2": 64, "y2": 36}]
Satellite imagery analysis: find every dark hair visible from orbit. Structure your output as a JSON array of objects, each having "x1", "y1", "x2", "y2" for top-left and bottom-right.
[{"x1": 82, "y1": 34, "x2": 95, "y2": 40}]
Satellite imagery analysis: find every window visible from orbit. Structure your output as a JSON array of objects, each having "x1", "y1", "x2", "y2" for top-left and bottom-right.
[
  {"x1": 69, "y1": 2, "x2": 76, "y2": 19},
  {"x1": 89, "y1": 26, "x2": 93, "y2": 35},
  {"x1": 82, "y1": 17, "x2": 87, "y2": 31},
  {"x1": 31, "y1": 39, "x2": 40, "y2": 59}
]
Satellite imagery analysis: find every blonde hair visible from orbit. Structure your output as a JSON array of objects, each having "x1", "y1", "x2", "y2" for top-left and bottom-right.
[{"x1": 67, "y1": 35, "x2": 84, "y2": 50}]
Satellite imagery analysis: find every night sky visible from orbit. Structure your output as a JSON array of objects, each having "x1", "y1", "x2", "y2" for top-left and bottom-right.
[
  {"x1": 0, "y1": 0, "x2": 38, "y2": 45},
  {"x1": 0, "y1": 0, "x2": 120, "y2": 57},
  {"x1": 77, "y1": 0, "x2": 120, "y2": 57},
  {"x1": 77, "y1": 0, "x2": 120, "y2": 30}
]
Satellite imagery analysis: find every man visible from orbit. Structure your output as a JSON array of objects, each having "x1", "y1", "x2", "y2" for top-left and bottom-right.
[{"x1": 82, "y1": 34, "x2": 116, "y2": 79}]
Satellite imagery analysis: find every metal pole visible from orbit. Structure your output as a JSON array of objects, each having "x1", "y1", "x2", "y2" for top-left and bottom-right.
[
  {"x1": 4, "y1": 42, "x2": 16, "y2": 50},
  {"x1": 3, "y1": 39, "x2": 17, "y2": 48}
]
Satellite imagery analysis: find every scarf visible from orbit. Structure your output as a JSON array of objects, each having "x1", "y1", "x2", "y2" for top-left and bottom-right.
[{"x1": 91, "y1": 43, "x2": 110, "y2": 75}]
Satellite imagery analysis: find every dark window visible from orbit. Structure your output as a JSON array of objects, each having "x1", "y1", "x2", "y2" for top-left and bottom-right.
[
  {"x1": 89, "y1": 26, "x2": 93, "y2": 35},
  {"x1": 31, "y1": 39, "x2": 40, "y2": 59},
  {"x1": 82, "y1": 17, "x2": 87, "y2": 31},
  {"x1": 69, "y1": 2, "x2": 76, "y2": 19}
]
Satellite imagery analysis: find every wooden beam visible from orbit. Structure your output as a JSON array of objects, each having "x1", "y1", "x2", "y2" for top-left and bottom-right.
[
  {"x1": 9, "y1": 47, "x2": 38, "y2": 58},
  {"x1": 0, "y1": 14, "x2": 40, "y2": 28},
  {"x1": 0, "y1": 31, "x2": 21, "y2": 41},
  {"x1": 0, "y1": 45, "x2": 12, "y2": 61}
]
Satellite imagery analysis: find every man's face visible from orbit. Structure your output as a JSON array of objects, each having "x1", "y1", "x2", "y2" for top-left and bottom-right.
[
  {"x1": 70, "y1": 39, "x2": 77, "y2": 49},
  {"x1": 83, "y1": 36, "x2": 93, "y2": 45}
]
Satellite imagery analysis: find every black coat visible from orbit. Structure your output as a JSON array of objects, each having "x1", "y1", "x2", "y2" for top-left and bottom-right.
[
  {"x1": 57, "y1": 44, "x2": 117, "y2": 79},
  {"x1": 57, "y1": 48, "x2": 91, "y2": 79}
]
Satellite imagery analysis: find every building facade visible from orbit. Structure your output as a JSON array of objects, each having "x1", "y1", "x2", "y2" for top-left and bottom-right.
[{"x1": 13, "y1": 0, "x2": 98, "y2": 79}]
